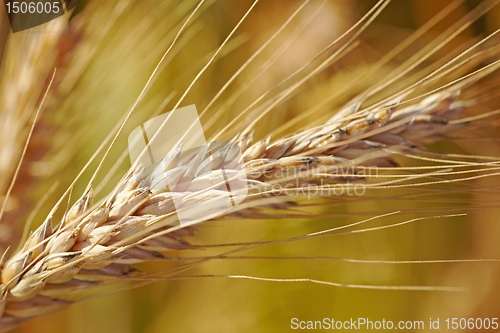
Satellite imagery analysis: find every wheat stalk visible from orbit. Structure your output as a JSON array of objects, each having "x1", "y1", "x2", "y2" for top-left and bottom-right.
[{"x1": 1, "y1": 0, "x2": 500, "y2": 331}]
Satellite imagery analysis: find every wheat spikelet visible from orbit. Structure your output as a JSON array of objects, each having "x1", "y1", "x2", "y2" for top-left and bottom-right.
[{"x1": 1, "y1": 0, "x2": 500, "y2": 331}]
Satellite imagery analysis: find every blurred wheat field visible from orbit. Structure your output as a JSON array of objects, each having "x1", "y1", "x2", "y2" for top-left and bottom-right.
[{"x1": 0, "y1": 0, "x2": 500, "y2": 332}]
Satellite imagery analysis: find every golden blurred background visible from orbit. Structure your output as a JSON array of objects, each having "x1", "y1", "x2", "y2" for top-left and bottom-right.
[{"x1": 0, "y1": 0, "x2": 499, "y2": 331}]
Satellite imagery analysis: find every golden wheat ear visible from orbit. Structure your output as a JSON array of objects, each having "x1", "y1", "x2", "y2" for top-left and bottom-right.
[{"x1": 1, "y1": 0, "x2": 500, "y2": 331}]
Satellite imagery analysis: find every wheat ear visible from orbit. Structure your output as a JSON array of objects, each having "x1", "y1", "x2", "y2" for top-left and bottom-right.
[{"x1": 0, "y1": 71, "x2": 497, "y2": 329}]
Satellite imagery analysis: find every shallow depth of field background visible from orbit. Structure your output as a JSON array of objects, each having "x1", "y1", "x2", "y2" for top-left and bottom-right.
[{"x1": 1, "y1": 0, "x2": 500, "y2": 332}]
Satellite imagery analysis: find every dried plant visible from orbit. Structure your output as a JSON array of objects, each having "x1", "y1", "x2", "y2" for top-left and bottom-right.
[{"x1": 1, "y1": 0, "x2": 500, "y2": 331}]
